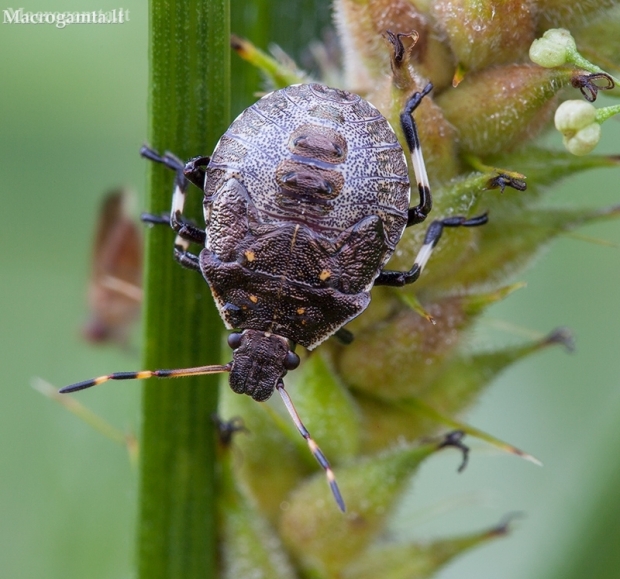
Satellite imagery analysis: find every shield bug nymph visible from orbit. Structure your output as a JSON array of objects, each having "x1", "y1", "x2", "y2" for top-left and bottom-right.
[{"x1": 61, "y1": 83, "x2": 487, "y2": 512}]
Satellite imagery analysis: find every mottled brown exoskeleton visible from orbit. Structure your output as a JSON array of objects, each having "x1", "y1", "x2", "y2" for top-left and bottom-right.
[{"x1": 62, "y1": 83, "x2": 486, "y2": 511}]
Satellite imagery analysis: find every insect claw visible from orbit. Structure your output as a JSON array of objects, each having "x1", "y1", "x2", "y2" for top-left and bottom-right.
[
  {"x1": 437, "y1": 430, "x2": 470, "y2": 473},
  {"x1": 211, "y1": 415, "x2": 249, "y2": 446}
]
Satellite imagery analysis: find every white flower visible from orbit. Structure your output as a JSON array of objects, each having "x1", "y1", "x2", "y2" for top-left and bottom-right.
[
  {"x1": 554, "y1": 100, "x2": 600, "y2": 156},
  {"x1": 529, "y1": 29, "x2": 577, "y2": 68}
]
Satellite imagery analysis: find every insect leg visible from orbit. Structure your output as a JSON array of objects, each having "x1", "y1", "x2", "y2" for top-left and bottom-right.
[
  {"x1": 140, "y1": 146, "x2": 208, "y2": 190},
  {"x1": 400, "y1": 83, "x2": 434, "y2": 227},
  {"x1": 183, "y1": 155, "x2": 210, "y2": 190},
  {"x1": 140, "y1": 146, "x2": 206, "y2": 241},
  {"x1": 333, "y1": 328, "x2": 354, "y2": 345},
  {"x1": 141, "y1": 212, "x2": 206, "y2": 246},
  {"x1": 374, "y1": 213, "x2": 488, "y2": 287},
  {"x1": 173, "y1": 247, "x2": 201, "y2": 272},
  {"x1": 212, "y1": 415, "x2": 249, "y2": 447},
  {"x1": 59, "y1": 363, "x2": 232, "y2": 394},
  {"x1": 277, "y1": 382, "x2": 346, "y2": 512},
  {"x1": 140, "y1": 146, "x2": 206, "y2": 271}
]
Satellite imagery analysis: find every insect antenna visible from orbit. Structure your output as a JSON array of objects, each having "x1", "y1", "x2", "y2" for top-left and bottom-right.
[
  {"x1": 59, "y1": 364, "x2": 232, "y2": 394},
  {"x1": 276, "y1": 381, "x2": 346, "y2": 512}
]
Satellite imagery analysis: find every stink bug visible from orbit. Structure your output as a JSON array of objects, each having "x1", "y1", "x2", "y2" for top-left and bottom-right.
[{"x1": 61, "y1": 83, "x2": 487, "y2": 511}]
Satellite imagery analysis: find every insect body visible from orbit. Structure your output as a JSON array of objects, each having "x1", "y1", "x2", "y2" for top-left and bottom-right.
[{"x1": 61, "y1": 83, "x2": 486, "y2": 512}]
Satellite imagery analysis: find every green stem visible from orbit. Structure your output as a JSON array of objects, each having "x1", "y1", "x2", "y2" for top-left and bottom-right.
[
  {"x1": 596, "y1": 103, "x2": 620, "y2": 124},
  {"x1": 138, "y1": 1, "x2": 230, "y2": 578},
  {"x1": 569, "y1": 51, "x2": 620, "y2": 86}
]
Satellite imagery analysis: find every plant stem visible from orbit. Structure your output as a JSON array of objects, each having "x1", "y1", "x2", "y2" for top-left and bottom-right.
[
  {"x1": 138, "y1": 1, "x2": 230, "y2": 578},
  {"x1": 596, "y1": 103, "x2": 620, "y2": 123}
]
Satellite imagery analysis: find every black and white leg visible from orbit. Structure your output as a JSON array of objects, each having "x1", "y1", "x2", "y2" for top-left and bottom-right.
[
  {"x1": 374, "y1": 213, "x2": 488, "y2": 287},
  {"x1": 140, "y1": 146, "x2": 207, "y2": 243},
  {"x1": 140, "y1": 146, "x2": 206, "y2": 271},
  {"x1": 400, "y1": 83, "x2": 434, "y2": 227},
  {"x1": 140, "y1": 145, "x2": 208, "y2": 189},
  {"x1": 387, "y1": 85, "x2": 489, "y2": 287}
]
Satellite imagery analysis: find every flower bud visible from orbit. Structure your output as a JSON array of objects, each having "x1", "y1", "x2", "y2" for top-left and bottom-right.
[
  {"x1": 338, "y1": 296, "x2": 476, "y2": 400},
  {"x1": 528, "y1": 28, "x2": 618, "y2": 90},
  {"x1": 529, "y1": 28, "x2": 576, "y2": 68},
  {"x1": 562, "y1": 123, "x2": 601, "y2": 156},
  {"x1": 433, "y1": 0, "x2": 535, "y2": 71},
  {"x1": 437, "y1": 64, "x2": 573, "y2": 156},
  {"x1": 554, "y1": 100, "x2": 600, "y2": 156}
]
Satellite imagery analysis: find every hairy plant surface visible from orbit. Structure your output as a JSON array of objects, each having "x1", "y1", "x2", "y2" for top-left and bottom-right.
[{"x1": 213, "y1": 2, "x2": 620, "y2": 578}]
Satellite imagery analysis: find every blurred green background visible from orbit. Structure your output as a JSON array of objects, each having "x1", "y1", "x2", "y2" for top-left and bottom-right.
[{"x1": 1, "y1": 1, "x2": 619, "y2": 578}]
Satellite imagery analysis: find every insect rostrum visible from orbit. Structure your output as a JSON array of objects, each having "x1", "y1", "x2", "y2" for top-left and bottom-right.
[{"x1": 61, "y1": 82, "x2": 486, "y2": 512}]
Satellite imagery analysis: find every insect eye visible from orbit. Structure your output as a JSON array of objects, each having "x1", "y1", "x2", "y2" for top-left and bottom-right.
[
  {"x1": 227, "y1": 332, "x2": 243, "y2": 350},
  {"x1": 284, "y1": 351, "x2": 300, "y2": 371}
]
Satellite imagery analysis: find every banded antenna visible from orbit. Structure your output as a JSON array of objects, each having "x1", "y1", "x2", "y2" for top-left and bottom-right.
[{"x1": 59, "y1": 363, "x2": 346, "y2": 511}]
